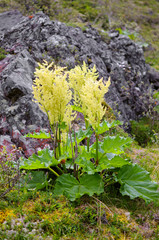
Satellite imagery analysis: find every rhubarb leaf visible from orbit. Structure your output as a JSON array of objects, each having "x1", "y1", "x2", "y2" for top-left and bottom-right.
[
  {"x1": 116, "y1": 164, "x2": 159, "y2": 203},
  {"x1": 54, "y1": 173, "x2": 104, "y2": 201}
]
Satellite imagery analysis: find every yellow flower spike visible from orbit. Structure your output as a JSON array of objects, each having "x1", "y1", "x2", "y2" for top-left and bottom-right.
[
  {"x1": 68, "y1": 62, "x2": 99, "y2": 106},
  {"x1": 32, "y1": 61, "x2": 74, "y2": 127},
  {"x1": 80, "y1": 77, "x2": 111, "y2": 130}
]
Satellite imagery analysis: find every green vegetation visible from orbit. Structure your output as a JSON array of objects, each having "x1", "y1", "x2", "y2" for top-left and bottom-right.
[
  {"x1": 61, "y1": 0, "x2": 99, "y2": 21},
  {"x1": 131, "y1": 116, "x2": 159, "y2": 146},
  {"x1": 130, "y1": 91, "x2": 159, "y2": 147},
  {"x1": 0, "y1": 48, "x2": 7, "y2": 60},
  {"x1": 1, "y1": 146, "x2": 159, "y2": 239}
]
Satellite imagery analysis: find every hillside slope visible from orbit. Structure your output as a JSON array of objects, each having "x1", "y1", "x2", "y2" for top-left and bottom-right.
[{"x1": 1, "y1": 0, "x2": 159, "y2": 70}]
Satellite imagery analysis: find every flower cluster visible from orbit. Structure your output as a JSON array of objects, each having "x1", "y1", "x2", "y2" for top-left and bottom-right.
[
  {"x1": 33, "y1": 61, "x2": 110, "y2": 132},
  {"x1": 69, "y1": 62, "x2": 111, "y2": 130},
  {"x1": 69, "y1": 62, "x2": 99, "y2": 106},
  {"x1": 80, "y1": 77, "x2": 110, "y2": 130},
  {"x1": 33, "y1": 61, "x2": 74, "y2": 126}
]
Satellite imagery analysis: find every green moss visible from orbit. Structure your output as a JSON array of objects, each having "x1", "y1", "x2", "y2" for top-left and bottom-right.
[{"x1": 0, "y1": 48, "x2": 7, "y2": 60}]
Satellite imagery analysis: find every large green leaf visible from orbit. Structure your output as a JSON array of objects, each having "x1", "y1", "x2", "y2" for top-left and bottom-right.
[
  {"x1": 116, "y1": 164, "x2": 159, "y2": 203},
  {"x1": 75, "y1": 150, "x2": 130, "y2": 173},
  {"x1": 75, "y1": 151, "x2": 95, "y2": 174},
  {"x1": 20, "y1": 148, "x2": 58, "y2": 170},
  {"x1": 22, "y1": 171, "x2": 48, "y2": 190},
  {"x1": 98, "y1": 120, "x2": 122, "y2": 134},
  {"x1": 54, "y1": 173, "x2": 104, "y2": 201},
  {"x1": 71, "y1": 127, "x2": 93, "y2": 145},
  {"x1": 100, "y1": 135, "x2": 132, "y2": 154},
  {"x1": 96, "y1": 155, "x2": 131, "y2": 172},
  {"x1": 25, "y1": 130, "x2": 51, "y2": 139}
]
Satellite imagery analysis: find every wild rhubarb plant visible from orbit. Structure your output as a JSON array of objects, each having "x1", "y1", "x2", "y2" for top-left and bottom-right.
[{"x1": 20, "y1": 61, "x2": 159, "y2": 203}]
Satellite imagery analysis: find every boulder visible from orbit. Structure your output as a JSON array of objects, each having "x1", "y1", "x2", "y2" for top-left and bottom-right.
[{"x1": 0, "y1": 10, "x2": 25, "y2": 33}]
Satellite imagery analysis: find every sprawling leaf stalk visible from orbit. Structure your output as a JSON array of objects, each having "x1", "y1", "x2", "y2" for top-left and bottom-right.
[
  {"x1": 48, "y1": 166, "x2": 59, "y2": 177},
  {"x1": 58, "y1": 127, "x2": 61, "y2": 157}
]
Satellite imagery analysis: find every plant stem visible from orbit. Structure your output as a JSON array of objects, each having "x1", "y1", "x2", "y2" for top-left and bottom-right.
[
  {"x1": 74, "y1": 127, "x2": 78, "y2": 179},
  {"x1": 58, "y1": 127, "x2": 61, "y2": 157},
  {"x1": 69, "y1": 126, "x2": 77, "y2": 177},
  {"x1": 48, "y1": 167, "x2": 59, "y2": 177},
  {"x1": 50, "y1": 123, "x2": 56, "y2": 159},
  {"x1": 87, "y1": 138, "x2": 90, "y2": 152},
  {"x1": 45, "y1": 111, "x2": 56, "y2": 160},
  {"x1": 55, "y1": 123, "x2": 58, "y2": 158},
  {"x1": 56, "y1": 166, "x2": 63, "y2": 174},
  {"x1": 69, "y1": 127, "x2": 74, "y2": 159},
  {"x1": 85, "y1": 119, "x2": 90, "y2": 152},
  {"x1": 95, "y1": 133, "x2": 99, "y2": 165}
]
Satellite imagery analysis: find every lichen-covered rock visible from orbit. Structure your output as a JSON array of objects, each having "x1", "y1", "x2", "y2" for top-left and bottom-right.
[
  {"x1": 0, "y1": 11, "x2": 158, "y2": 155},
  {"x1": 0, "y1": 10, "x2": 25, "y2": 33}
]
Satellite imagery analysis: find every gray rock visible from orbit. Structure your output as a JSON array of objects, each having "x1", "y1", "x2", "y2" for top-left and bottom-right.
[
  {"x1": 1, "y1": 50, "x2": 35, "y2": 99},
  {"x1": 0, "y1": 10, "x2": 25, "y2": 33}
]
